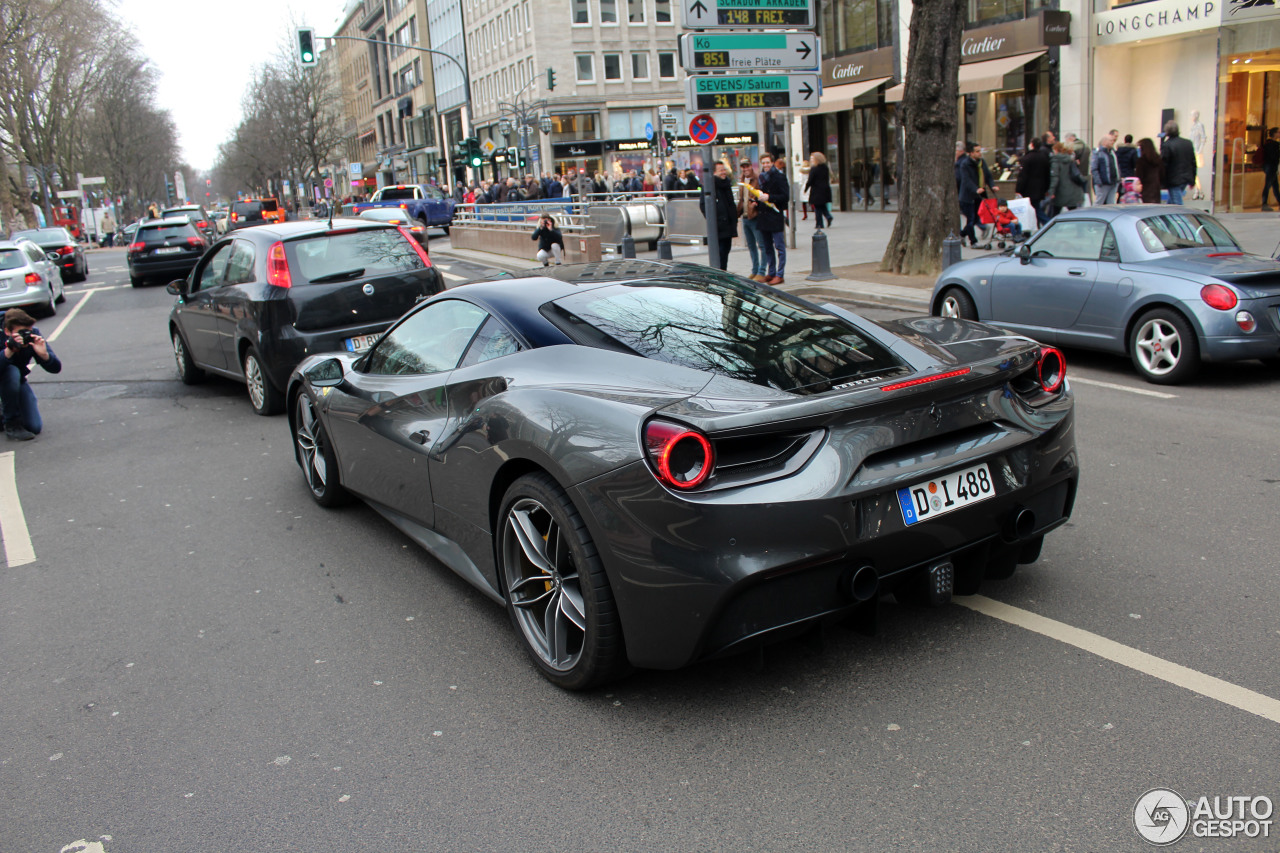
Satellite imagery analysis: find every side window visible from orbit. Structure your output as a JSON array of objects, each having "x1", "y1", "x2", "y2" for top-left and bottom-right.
[
  {"x1": 363, "y1": 300, "x2": 488, "y2": 376},
  {"x1": 1029, "y1": 220, "x2": 1108, "y2": 261},
  {"x1": 194, "y1": 243, "x2": 233, "y2": 291},
  {"x1": 224, "y1": 241, "x2": 257, "y2": 284},
  {"x1": 25, "y1": 244, "x2": 43, "y2": 264},
  {"x1": 460, "y1": 317, "x2": 523, "y2": 367},
  {"x1": 1100, "y1": 226, "x2": 1120, "y2": 263}
]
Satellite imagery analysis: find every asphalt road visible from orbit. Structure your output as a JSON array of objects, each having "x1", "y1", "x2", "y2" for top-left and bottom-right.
[{"x1": 2, "y1": 246, "x2": 1278, "y2": 853}]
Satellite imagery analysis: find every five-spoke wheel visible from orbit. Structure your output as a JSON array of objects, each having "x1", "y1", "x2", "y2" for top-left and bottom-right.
[
  {"x1": 937, "y1": 287, "x2": 977, "y2": 321},
  {"x1": 1130, "y1": 308, "x2": 1198, "y2": 385}
]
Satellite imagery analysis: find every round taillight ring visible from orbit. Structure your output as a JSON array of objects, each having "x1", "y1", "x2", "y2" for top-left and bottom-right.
[
  {"x1": 644, "y1": 421, "x2": 714, "y2": 490},
  {"x1": 1201, "y1": 283, "x2": 1238, "y2": 311},
  {"x1": 1037, "y1": 347, "x2": 1066, "y2": 394}
]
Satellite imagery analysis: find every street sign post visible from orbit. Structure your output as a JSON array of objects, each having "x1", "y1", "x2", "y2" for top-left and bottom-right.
[
  {"x1": 684, "y1": 73, "x2": 819, "y2": 112},
  {"x1": 679, "y1": 33, "x2": 819, "y2": 72},
  {"x1": 683, "y1": 0, "x2": 814, "y2": 29},
  {"x1": 660, "y1": 113, "x2": 678, "y2": 126},
  {"x1": 481, "y1": 137, "x2": 497, "y2": 156},
  {"x1": 689, "y1": 114, "x2": 718, "y2": 144}
]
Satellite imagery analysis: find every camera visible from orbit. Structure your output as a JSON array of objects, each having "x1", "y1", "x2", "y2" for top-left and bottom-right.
[{"x1": 14, "y1": 329, "x2": 33, "y2": 347}]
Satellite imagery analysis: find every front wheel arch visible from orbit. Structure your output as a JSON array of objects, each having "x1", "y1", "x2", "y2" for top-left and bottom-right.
[{"x1": 933, "y1": 283, "x2": 979, "y2": 320}]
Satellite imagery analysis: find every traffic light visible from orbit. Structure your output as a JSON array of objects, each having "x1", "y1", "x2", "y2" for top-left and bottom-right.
[
  {"x1": 467, "y1": 138, "x2": 484, "y2": 169},
  {"x1": 437, "y1": 158, "x2": 448, "y2": 172},
  {"x1": 297, "y1": 28, "x2": 317, "y2": 67},
  {"x1": 507, "y1": 146, "x2": 518, "y2": 166},
  {"x1": 546, "y1": 67, "x2": 556, "y2": 91}
]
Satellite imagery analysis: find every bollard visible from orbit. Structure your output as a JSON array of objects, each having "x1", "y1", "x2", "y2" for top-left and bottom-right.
[
  {"x1": 657, "y1": 238, "x2": 673, "y2": 260},
  {"x1": 621, "y1": 233, "x2": 636, "y2": 259},
  {"x1": 942, "y1": 231, "x2": 962, "y2": 269},
  {"x1": 805, "y1": 228, "x2": 836, "y2": 282}
]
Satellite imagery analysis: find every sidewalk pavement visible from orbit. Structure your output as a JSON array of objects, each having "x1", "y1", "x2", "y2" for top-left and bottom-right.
[{"x1": 444, "y1": 206, "x2": 1280, "y2": 312}]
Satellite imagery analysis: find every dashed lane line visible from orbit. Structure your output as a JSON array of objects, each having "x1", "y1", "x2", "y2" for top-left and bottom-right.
[
  {"x1": 1070, "y1": 376, "x2": 1177, "y2": 399},
  {"x1": 957, "y1": 595, "x2": 1280, "y2": 725},
  {"x1": 0, "y1": 452, "x2": 35, "y2": 567},
  {"x1": 47, "y1": 289, "x2": 96, "y2": 343}
]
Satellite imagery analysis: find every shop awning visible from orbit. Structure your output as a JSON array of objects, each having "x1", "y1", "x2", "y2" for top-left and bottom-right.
[
  {"x1": 883, "y1": 51, "x2": 1045, "y2": 103},
  {"x1": 811, "y1": 77, "x2": 892, "y2": 114}
]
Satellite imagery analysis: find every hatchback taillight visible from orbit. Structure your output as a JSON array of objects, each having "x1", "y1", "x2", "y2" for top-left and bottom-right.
[
  {"x1": 24, "y1": 272, "x2": 39, "y2": 285},
  {"x1": 399, "y1": 227, "x2": 432, "y2": 264},
  {"x1": 196, "y1": 220, "x2": 208, "y2": 229},
  {"x1": 230, "y1": 212, "x2": 238, "y2": 221},
  {"x1": 1037, "y1": 347, "x2": 1066, "y2": 393},
  {"x1": 127, "y1": 242, "x2": 145, "y2": 254},
  {"x1": 187, "y1": 237, "x2": 204, "y2": 249},
  {"x1": 644, "y1": 420, "x2": 714, "y2": 490},
  {"x1": 267, "y1": 241, "x2": 291, "y2": 288}
]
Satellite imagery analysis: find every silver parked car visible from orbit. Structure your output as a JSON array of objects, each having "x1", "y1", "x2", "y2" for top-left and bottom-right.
[
  {"x1": 0, "y1": 239, "x2": 66, "y2": 317},
  {"x1": 930, "y1": 206, "x2": 1280, "y2": 384}
]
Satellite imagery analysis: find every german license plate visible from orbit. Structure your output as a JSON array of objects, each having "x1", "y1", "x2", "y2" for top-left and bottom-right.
[
  {"x1": 155, "y1": 246, "x2": 182, "y2": 254},
  {"x1": 344, "y1": 333, "x2": 380, "y2": 352},
  {"x1": 897, "y1": 462, "x2": 995, "y2": 526}
]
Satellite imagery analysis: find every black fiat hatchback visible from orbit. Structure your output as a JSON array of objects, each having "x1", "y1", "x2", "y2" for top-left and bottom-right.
[{"x1": 166, "y1": 219, "x2": 444, "y2": 414}]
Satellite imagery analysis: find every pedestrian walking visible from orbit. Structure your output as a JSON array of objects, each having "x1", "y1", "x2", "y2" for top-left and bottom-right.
[
  {"x1": 957, "y1": 142, "x2": 994, "y2": 247},
  {"x1": 1161, "y1": 121, "x2": 1195, "y2": 205},
  {"x1": 1136, "y1": 137, "x2": 1164, "y2": 203},
  {"x1": 699, "y1": 161, "x2": 739, "y2": 271},
  {"x1": 1015, "y1": 138, "x2": 1051, "y2": 226},
  {"x1": 1260, "y1": 128, "x2": 1280, "y2": 211},
  {"x1": 100, "y1": 209, "x2": 116, "y2": 247},
  {"x1": 738, "y1": 159, "x2": 768, "y2": 281},
  {"x1": 805, "y1": 152, "x2": 833, "y2": 229},
  {"x1": 1046, "y1": 141, "x2": 1086, "y2": 218},
  {"x1": 1090, "y1": 136, "x2": 1121, "y2": 204},
  {"x1": 755, "y1": 152, "x2": 789, "y2": 285}
]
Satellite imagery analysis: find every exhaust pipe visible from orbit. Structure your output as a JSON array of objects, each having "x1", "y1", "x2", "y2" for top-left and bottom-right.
[
  {"x1": 845, "y1": 564, "x2": 880, "y2": 603},
  {"x1": 1005, "y1": 507, "x2": 1036, "y2": 542}
]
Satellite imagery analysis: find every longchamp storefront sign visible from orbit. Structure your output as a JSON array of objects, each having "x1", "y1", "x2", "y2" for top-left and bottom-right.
[{"x1": 1093, "y1": 0, "x2": 1220, "y2": 44}]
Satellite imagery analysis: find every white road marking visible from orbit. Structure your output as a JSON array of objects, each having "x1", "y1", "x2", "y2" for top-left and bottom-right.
[
  {"x1": 82, "y1": 284, "x2": 126, "y2": 291},
  {"x1": 439, "y1": 271, "x2": 466, "y2": 281},
  {"x1": 1070, "y1": 376, "x2": 1177, "y2": 399},
  {"x1": 0, "y1": 452, "x2": 35, "y2": 567},
  {"x1": 957, "y1": 595, "x2": 1280, "y2": 725},
  {"x1": 46, "y1": 290, "x2": 96, "y2": 343}
]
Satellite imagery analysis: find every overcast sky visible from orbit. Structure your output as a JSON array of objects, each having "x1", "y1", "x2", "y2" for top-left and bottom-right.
[{"x1": 112, "y1": 0, "x2": 345, "y2": 172}]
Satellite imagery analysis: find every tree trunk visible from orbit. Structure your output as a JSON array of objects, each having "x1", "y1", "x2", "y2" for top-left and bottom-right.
[{"x1": 880, "y1": 0, "x2": 965, "y2": 276}]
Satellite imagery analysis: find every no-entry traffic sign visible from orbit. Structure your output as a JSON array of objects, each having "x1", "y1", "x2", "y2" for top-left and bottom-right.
[{"x1": 689, "y1": 113, "x2": 718, "y2": 145}]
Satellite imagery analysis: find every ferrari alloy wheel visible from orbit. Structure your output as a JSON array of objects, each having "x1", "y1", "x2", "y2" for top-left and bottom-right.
[
  {"x1": 243, "y1": 348, "x2": 285, "y2": 415},
  {"x1": 498, "y1": 473, "x2": 626, "y2": 689},
  {"x1": 938, "y1": 287, "x2": 977, "y2": 321},
  {"x1": 172, "y1": 330, "x2": 204, "y2": 385},
  {"x1": 293, "y1": 392, "x2": 348, "y2": 507},
  {"x1": 1130, "y1": 308, "x2": 1198, "y2": 385}
]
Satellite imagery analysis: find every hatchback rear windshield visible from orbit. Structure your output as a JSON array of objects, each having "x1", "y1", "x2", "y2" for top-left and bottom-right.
[
  {"x1": 547, "y1": 276, "x2": 905, "y2": 394},
  {"x1": 13, "y1": 229, "x2": 69, "y2": 244},
  {"x1": 233, "y1": 202, "x2": 264, "y2": 215},
  {"x1": 1135, "y1": 213, "x2": 1239, "y2": 253},
  {"x1": 139, "y1": 224, "x2": 196, "y2": 242},
  {"x1": 0, "y1": 249, "x2": 26, "y2": 271},
  {"x1": 291, "y1": 228, "x2": 427, "y2": 282}
]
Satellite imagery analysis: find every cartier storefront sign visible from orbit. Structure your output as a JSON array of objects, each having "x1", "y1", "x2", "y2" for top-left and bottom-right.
[
  {"x1": 960, "y1": 10, "x2": 1071, "y2": 64},
  {"x1": 821, "y1": 46, "x2": 894, "y2": 88}
]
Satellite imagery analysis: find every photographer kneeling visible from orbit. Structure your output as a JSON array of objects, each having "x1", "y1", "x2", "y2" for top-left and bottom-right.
[{"x1": 2, "y1": 309, "x2": 61, "y2": 441}]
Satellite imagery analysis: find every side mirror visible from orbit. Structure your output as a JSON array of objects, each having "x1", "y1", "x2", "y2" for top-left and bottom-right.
[
  {"x1": 165, "y1": 279, "x2": 188, "y2": 296},
  {"x1": 304, "y1": 357, "x2": 345, "y2": 387},
  {"x1": 1017, "y1": 243, "x2": 1032, "y2": 264}
]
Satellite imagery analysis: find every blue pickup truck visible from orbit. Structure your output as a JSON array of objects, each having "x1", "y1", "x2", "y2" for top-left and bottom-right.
[{"x1": 346, "y1": 184, "x2": 456, "y2": 234}]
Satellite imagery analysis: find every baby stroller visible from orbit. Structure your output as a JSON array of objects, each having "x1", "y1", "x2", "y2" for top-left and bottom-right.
[
  {"x1": 976, "y1": 197, "x2": 1025, "y2": 249},
  {"x1": 973, "y1": 197, "x2": 999, "y2": 250},
  {"x1": 1120, "y1": 176, "x2": 1143, "y2": 204}
]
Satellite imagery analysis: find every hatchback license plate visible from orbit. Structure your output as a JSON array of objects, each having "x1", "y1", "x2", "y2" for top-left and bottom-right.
[
  {"x1": 155, "y1": 246, "x2": 182, "y2": 254},
  {"x1": 345, "y1": 333, "x2": 380, "y2": 353},
  {"x1": 897, "y1": 462, "x2": 995, "y2": 526}
]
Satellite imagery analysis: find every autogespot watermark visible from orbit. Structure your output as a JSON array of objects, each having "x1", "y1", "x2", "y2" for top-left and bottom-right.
[{"x1": 1133, "y1": 788, "x2": 1275, "y2": 845}]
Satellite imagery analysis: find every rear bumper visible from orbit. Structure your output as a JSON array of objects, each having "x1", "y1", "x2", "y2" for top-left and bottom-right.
[
  {"x1": 0, "y1": 281, "x2": 54, "y2": 309},
  {"x1": 573, "y1": 410, "x2": 1078, "y2": 670},
  {"x1": 129, "y1": 256, "x2": 200, "y2": 280},
  {"x1": 1200, "y1": 334, "x2": 1280, "y2": 362},
  {"x1": 262, "y1": 321, "x2": 397, "y2": 390}
]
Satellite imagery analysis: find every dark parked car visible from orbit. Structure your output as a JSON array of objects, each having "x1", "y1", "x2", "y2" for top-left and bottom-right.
[
  {"x1": 227, "y1": 200, "x2": 267, "y2": 232},
  {"x1": 128, "y1": 218, "x2": 206, "y2": 287},
  {"x1": 162, "y1": 204, "x2": 217, "y2": 244},
  {"x1": 11, "y1": 227, "x2": 87, "y2": 283},
  {"x1": 167, "y1": 220, "x2": 444, "y2": 415},
  {"x1": 931, "y1": 205, "x2": 1280, "y2": 384},
  {"x1": 286, "y1": 261, "x2": 1079, "y2": 689}
]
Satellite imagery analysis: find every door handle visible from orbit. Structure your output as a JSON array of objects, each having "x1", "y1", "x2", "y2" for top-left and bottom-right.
[
  {"x1": 410, "y1": 430, "x2": 430, "y2": 445},
  {"x1": 1068, "y1": 268, "x2": 1086, "y2": 276}
]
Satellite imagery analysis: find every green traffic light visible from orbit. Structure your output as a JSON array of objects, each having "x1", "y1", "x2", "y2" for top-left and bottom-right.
[{"x1": 302, "y1": 52, "x2": 313, "y2": 62}]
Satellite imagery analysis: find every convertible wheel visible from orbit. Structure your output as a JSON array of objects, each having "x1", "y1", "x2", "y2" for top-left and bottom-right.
[
  {"x1": 243, "y1": 348, "x2": 285, "y2": 415},
  {"x1": 293, "y1": 391, "x2": 349, "y2": 507},
  {"x1": 498, "y1": 473, "x2": 627, "y2": 690},
  {"x1": 1129, "y1": 308, "x2": 1198, "y2": 385},
  {"x1": 937, "y1": 287, "x2": 977, "y2": 321},
  {"x1": 172, "y1": 330, "x2": 205, "y2": 385}
]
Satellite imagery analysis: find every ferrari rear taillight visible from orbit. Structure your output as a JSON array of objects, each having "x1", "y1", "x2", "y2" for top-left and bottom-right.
[
  {"x1": 24, "y1": 272, "x2": 39, "y2": 285},
  {"x1": 1201, "y1": 283, "x2": 1238, "y2": 311},
  {"x1": 880, "y1": 368, "x2": 972, "y2": 392},
  {"x1": 1037, "y1": 347, "x2": 1066, "y2": 393},
  {"x1": 267, "y1": 241, "x2": 292, "y2": 288},
  {"x1": 644, "y1": 420, "x2": 714, "y2": 490}
]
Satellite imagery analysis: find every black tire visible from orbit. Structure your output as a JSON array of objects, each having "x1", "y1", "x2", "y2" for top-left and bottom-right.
[
  {"x1": 937, "y1": 287, "x2": 978, "y2": 321},
  {"x1": 497, "y1": 472, "x2": 628, "y2": 690},
  {"x1": 172, "y1": 329, "x2": 205, "y2": 385},
  {"x1": 1128, "y1": 307, "x2": 1199, "y2": 385},
  {"x1": 441, "y1": 224, "x2": 450, "y2": 236},
  {"x1": 243, "y1": 347, "x2": 285, "y2": 415},
  {"x1": 292, "y1": 390, "x2": 350, "y2": 507},
  {"x1": 130, "y1": 275, "x2": 144, "y2": 288}
]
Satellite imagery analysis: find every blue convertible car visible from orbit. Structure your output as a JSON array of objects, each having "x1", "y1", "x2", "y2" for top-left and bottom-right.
[{"x1": 930, "y1": 206, "x2": 1280, "y2": 384}]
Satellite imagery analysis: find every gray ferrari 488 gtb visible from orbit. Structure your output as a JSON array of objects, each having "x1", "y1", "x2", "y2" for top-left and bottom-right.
[{"x1": 288, "y1": 261, "x2": 1078, "y2": 689}]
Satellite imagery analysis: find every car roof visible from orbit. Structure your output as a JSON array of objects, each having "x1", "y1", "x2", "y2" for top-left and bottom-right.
[
  {"x1": 1051, "y1": 204, "x2": 1206, "y2": 224},
  {"x1": 217, "y1": 218, "x2": 396, "y2": 241},
  {"x1": 0, "y1": 240, "x2": 30, "y2": 250},
  {"x1": 141, "y1": 217, "x2": 197, "y2": 227}
]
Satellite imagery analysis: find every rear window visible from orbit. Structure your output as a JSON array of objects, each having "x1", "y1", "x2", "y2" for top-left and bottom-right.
[
  {"x1": 378, "y1": 188, "x2": 418, "y2": 201},
  {"x1": 1136, "y1": 213, "x2": 1239, "y2": 253},
  {"x1": 14, "y1": 229, "x2": 69, "y2": 243},
  {"x1": 233, "y1": 202, "x2": 263, "y2": 215},
  {"x1": 260, "y1": 199, "x2": 279, "y2": 212},
  {"x1": 139, "y1": 224, "x2": 196, "y2": 242},
  {"x1": 0, "y1": 249, "x2": 25, "y2": 271},
  {"x1": 291, "y1": 228, "x2": 428, "y2": 283},
  {"x1": 548, "y1": 276, "x2": 906, "y2": 394}
]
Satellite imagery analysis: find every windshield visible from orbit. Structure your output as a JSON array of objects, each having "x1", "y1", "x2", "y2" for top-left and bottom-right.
[
  {"x1": 548, "y1": 275, "x2": 906, "y2": 394},
  {"x1": 1135, "y1": 213, "x2": 1240, "y2": 253},
  {"x1": 233, "y1": 202, "x2": 263, "y2": 215},
  {"x1": 291, "y1": 228, "x2": 427, "y2": 283},
  {"x1": 0, "y1": 249, "x2": 26, "y2": 271}
]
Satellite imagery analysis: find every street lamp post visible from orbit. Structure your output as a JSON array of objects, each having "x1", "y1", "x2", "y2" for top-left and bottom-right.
[{"x1": 495, "y1": 96, "x2": 551, "y2": 180}]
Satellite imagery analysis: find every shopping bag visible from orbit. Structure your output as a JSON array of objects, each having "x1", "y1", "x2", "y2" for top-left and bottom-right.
[{"x1": 1007, "y1": 197, "x2": 1037, "y2": 233}]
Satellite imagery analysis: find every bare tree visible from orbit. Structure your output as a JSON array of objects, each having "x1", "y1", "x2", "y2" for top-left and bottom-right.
[{"x1": 879, "y1": 0, "x2": 965, "y2": 276}]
